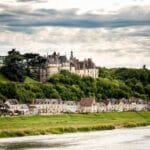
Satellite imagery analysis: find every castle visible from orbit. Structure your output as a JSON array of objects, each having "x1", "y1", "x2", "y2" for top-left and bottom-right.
[{"x1": 34, "y1": 51, "x2": 99, "y2": 82}]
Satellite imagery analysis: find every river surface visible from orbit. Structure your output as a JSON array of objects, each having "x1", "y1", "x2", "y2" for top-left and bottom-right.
[{"x1": 0, "y1": 126, "x2": 150, "y2": 150}]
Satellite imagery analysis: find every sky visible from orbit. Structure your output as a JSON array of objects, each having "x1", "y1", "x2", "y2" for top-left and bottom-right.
[{"x1": 0, "y1": 0, "x2": 150, "y2": 68}]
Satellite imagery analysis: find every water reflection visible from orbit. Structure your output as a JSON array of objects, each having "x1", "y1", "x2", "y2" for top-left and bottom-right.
[
  {"x1": 0, "y1": 126, "x2": 150, "y2": 150},
  {"x1": 1, "y1": 142, "x2": 68, "y2": 150}
]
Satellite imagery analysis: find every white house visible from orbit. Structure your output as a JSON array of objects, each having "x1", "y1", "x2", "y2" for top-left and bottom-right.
[
  {"x1": 98, "y1": 102, "x2": 107, "y2": 112},
  {"x1": 63, "y1": 101, "x2": 77, "y2": 113},
  {"x1": 4, "y1": 99, "x2": 30, "y2": 115},
  {"x1": 30, "y1": 99, "x2": 63, "y2": 114}
]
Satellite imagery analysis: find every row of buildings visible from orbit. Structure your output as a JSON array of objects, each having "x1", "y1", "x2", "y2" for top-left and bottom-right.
[{"x1": 0, "y1": 97, "x2": 149, "y2": 116}]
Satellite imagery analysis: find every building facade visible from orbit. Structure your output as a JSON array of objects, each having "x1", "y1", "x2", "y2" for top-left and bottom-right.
[
  {"x1": 31, "y1": 99, "x2": 63, "y2": 114},
  {"x1": 78, "y1": 97, "x2": 98, "y2": 113},
  {"x1": 63, "y1": 101, "x2": 77, "y2": 113},
  {"x1": 4, "y1": 99, "x2": 30, "y2": 115},
  {"x1": 34, "y1": 51, "x2": 99, "y2": 82}
]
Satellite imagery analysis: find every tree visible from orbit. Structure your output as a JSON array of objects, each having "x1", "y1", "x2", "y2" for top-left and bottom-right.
[
  {"x1": 1, "y1": 49, "x2": 26, "y2": 82},
  {"x1": 0, "y1": 83, "x2": 17, "y2": 99},
  {"x1": 23, "y1": 53, "x2": 39, "y2": 74}
]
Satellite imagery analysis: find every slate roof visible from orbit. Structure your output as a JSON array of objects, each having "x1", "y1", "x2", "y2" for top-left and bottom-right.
[{"x1": 33, "y1": 99, "x2": 62, "y2": 104}]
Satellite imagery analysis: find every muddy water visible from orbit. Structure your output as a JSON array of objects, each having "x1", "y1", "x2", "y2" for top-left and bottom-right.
[{"x1": 0, "y1": 126, "x2": 149, "y2": 150}]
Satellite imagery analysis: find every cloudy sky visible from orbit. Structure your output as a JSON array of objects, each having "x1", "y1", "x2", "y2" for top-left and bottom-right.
[{"x1": 0, "y1": 0, "x2": 150, "y2": 68}]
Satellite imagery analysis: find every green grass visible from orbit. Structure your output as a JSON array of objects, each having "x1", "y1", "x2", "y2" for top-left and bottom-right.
[
  {"x1": 0, "y1": 73, "x2": 10, "y2": 83},
  {"x1": 0, "y1": 112, "x2": 150, "y2": 138},
  {"x1": 24, "y1": 76, "x2": 39, "y2": 83},
  {"x1": 0, "y1": 74, "x2": 39, "y2": 83}
]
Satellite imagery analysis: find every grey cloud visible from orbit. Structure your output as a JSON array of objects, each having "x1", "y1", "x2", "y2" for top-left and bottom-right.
[
  {"x1": 128, "y1": 29, "x2": 150, "y2": 37},
  {"x1": 0, "y1": 5, "x2": 150, "y2": 31}
]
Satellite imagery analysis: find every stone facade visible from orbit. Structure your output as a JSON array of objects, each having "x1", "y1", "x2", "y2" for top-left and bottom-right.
[
  {"x1": 4, "y1": 99, "x2": 30, "y2": 115},
  {"x1": 63, "y1": 101, "x2": 77, "y2": 113},
  {"x1": 34, "y1": 51, "x2": 99, "y2": 82},
  {"x1": 31, "y1": 99, "x2": 63, "y2": 114},
  {"x1": 31, "y1": 99, "x2": 78, "y2": 114},
  {"x1": 97, "y1": 98, "x2": 148, "y2": 112}
]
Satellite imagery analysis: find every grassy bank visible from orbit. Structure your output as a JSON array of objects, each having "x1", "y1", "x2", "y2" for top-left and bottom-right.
[{"x1": 0, "y1": 112, "x2": 150, "y2": 138}]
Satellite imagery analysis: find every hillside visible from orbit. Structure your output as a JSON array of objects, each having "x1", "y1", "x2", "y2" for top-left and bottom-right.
[
  {"x1": 0, "y1": 74, "x2": 38, "y2": 84},
  {"x1": 24, "y1": 76, "x2": 39, "y2": 84},
  {"x1": 0, "y1": 68, "x2": 150, "y2": 103},
  {"x1": 0, "y1": 73, "x2": 10, "y2": 83}
]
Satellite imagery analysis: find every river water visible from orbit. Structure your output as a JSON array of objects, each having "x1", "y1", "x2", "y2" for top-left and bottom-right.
[{"x1": 0, "y1": 126, "x2": 149, "y2": 150}]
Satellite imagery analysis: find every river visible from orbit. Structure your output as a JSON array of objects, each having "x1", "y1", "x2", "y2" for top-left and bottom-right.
[{"x1": 0, "y1": 126, "x2": 149, "y2": 150}]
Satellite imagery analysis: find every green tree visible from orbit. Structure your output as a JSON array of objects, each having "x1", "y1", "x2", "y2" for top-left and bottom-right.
[
  {"x1": 23, "y1": 53, "x2": 39, "y2": 75},
  {"x1": 1, "y1": 49, "x2": 26, "y2": 82}
]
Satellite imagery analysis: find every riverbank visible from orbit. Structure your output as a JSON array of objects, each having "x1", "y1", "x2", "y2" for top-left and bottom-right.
[{"x1": 0, "y1": 112, "x2": 150, "y2": 138}]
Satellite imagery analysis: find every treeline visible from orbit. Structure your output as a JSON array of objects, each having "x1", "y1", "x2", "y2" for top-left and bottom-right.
[
  {"x1": 0, "y1": 69, "x2": 149, "y2": 103},
  {"x1": 99, "y1": 67, "x2": 150, "y2": 100}
]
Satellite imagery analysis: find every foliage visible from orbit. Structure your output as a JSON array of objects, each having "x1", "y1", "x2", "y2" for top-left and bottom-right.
[
  {"x1": 0, "y1": 73, "x2": 10, "y2": 83},
  {"x1": 0, "y1": 67, "x2": 149, "y2": 102},
  {"x1": 98, "y1": 68, "x2": 150, "y2": 100},
  {"x1": 1, "y1": 49, "x2": 26, "y2": 82}
]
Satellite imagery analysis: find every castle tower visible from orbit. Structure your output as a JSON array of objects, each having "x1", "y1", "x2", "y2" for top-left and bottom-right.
[
  {"x1": 70, "y1": 51, "x2": 74, "y2": 61},
  {"x1": 70, "y1": 51, "x2": 74, "y2": 72}
]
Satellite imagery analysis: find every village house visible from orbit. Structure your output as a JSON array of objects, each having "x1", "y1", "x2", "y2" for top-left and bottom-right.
[
  {"x1": 129, "y1": 97, "x2": 148, "y2": 111},
  {"x1": 98, "y1": 102, "x2": 107, "y2": 112},
  {"x1": 0, "y1": 101, "x2": 11, "y2": 115},
  {"x1": 121, "y1": 99, "x2": 131, "y2": 111},
  {"x1": 148, "y1": 102, "x2": 150, "y2": 111},
  {"x1": 4, "y1": 99, "x2": 30, "y2": 115},
  {"x1": 28, "y1": 105, "x2": 38, "y2": 115},
  {"x1": 102, "y1": 98, "x2": 149, "y2": 112},
  {"x1": 106, "y1": 98, "x2": 132, "y2": 112},
  {"x1": 106, "y1": 99, "x2": 113, "y2": 112},
  {"x1": 62, "y1": 101, "x2": 77, "y2": 113},
  {"x1": 78, "y1": 97, "x2": 98, "y2": 113},
  {"x1": 118, "y1": 98, "x2": 126, "y2": 112},
  {"x1": 31, "y1": 99, "x2": 63, "y2": 115}
]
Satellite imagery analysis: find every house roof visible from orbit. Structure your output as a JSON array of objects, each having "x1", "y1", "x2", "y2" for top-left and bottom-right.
[
  {"x1": 5, "y1": 99, "x2": 19, "y2": 105},
  {"x1": 80, "y1": 98, "x2": 96, "y2": 107},
  {"x1": 33, "y1": 99, "x2": 62, "y2": 104},
  {"x1": 64, "y1": 101, "x2": 76, "y2": 105}
]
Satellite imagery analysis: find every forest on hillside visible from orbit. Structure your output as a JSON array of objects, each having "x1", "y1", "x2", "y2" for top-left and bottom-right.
[{"x1": 0, "y1": 68, "x2": 149, "y2": 103}]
